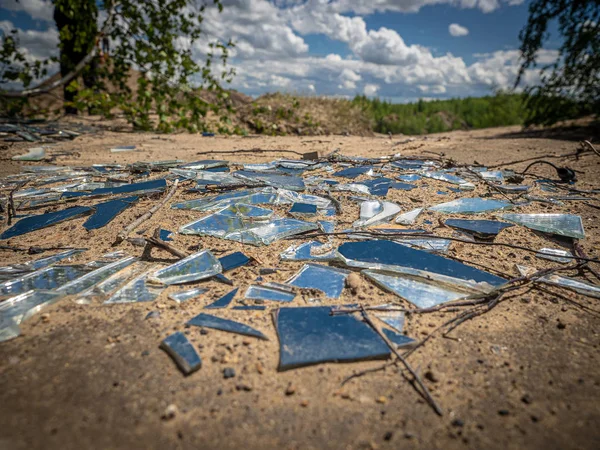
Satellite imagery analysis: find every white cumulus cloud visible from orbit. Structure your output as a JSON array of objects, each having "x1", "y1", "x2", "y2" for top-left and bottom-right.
[{"x1": 449, "y1": 23, "x2": 469, "y2": 37}]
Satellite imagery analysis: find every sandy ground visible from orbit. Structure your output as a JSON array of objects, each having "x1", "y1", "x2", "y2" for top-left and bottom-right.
[{"x1": 1, "y1": 125, "x2": 600, "y2": 450}]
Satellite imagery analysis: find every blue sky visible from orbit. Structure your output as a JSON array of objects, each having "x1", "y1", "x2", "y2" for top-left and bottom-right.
[{"x1": 0, "y1": 0, "x2": 559, "y2": 102}]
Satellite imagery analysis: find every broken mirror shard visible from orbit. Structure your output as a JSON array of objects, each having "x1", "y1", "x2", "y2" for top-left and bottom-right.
[
  {"x1": 172, "y1": 187, "x2": 277, "y2": 211},
  {"x1": 536, "y1": 248, "x2": 574, "y2": 264},
  {"x1": 232, "y1": 305, "x2": 266, "y2": 311},
  {"x1": 338, "y1": 240, "x2": 506, "y2": 292},
  {"x1": 160, "y1": 331, "x2": 202, "y2": 375},
  {"x1": 0, "y1": 290, "x2": 61, "y2": 342},
  {"x1": 62, "y1": 178, "x2": 167, "y2": 199},
  {"x1": 218, "y1": 252, "x2": 251, "y2": 272},
  {"x1": 244, "y1": 285, "x2": 296, "y2": 303},
  {"x1": 83, "y1": 196, "x2": 138, "y2": 230},
  {"x1": 500, "y1": 213, "x2": 585, "y2": 239},
  {"x1": 0, "y1": 248, "x2": 85, "y2": 278},
  {"x1": 285, "y1": 263, "x2": 350, "y2": 298},
  {"x1": 220, "y1": 203, "x2": 274, "y2": 221},
  {"x1": 148, "y1": 250, "x2": 221, "y2": 285},
  {"x1": 289, "y1": 202, "x2": 318, "y2": 217},
  {"x1": 333, "y1": 166, "x2": 373, "y2": 178},
  {"x1": 1, "y1": 206, "x2": 93, "y2": 239},
  {"x1": 187, "y1": 313, "x2": 268, "y2": 340},
  {"x1": 55, "y1": 256, "x2": 137, "y2": 296},
  {"x1": 422, "y1": 171, "x2": 474, "y2": 189},
  {"x1": 274, "y1": 306, "x2": 390, "y2": 371},
  {"x1": 159, "y1": 229, "x2": 174, "y2": 241},
  {"x1": 233, "y1": 170, "x2": 305, "y2": 191},
  {"x1": 110, "y1": 145, "x2": 137, "y2": 153},
  {"x1": 280, "y1": 241, "x2": 337, "y2": 261},
  {"x1": 318, "y1": 220, "x2": 336, "y2": 234},
  {"x1": 517, "y1": 265, "x2": 600, "y2": 299},
  {"x1": 168, "y1": 287, "x2": 209, "y2": 303},
  {"x1": 0, "y1": 265, "x2": 91, "y2": 296},
  {"x1": 359, "y1": 178, "x2": 392, "y2": 196},
  {"x1": 374, "y1": 311, "x2": 405, "y2": 333},
  {"x1": 390, "y1": 181, "x2": 417, "y2": 191},
  {"x1": 395, "y1": 207, "x2": 423, "y2": 225},
  {"x1": 496, "y1": 184, "x2": 531, "y2": 193},
  {"x1": 75, "y1": 262, "x2": 145, "y2": 303},
  {"x1": 444, "y1": 219, "x2": 514, "y2": 240},
  {"x1": 382, "y1": 328, "x2": 416, "y2": 348},
  {"x1": 397, "y1": 174, "x2": 421, "y2": 182},
  {"x1": 363, "y1": 270, "x2": 469, "y2": 308},
  {"x1": 205, "y1": 288, "x2": 238, "y2": 309},
  {"x1": 353, "y1": 201, "x2": 401, "y2": 228},
  {"x1": 224, "y1": 217, "x2": 319, "y2": 246},
  {"x1": 104, "y1": 267, "x2": 164, "y2": 303},
  {"x1": 395, "y1": 238, "x2": 452, "y2": 254},
  {"x1": 429, "y1": 198, "x2": 512, "y2": 214}
]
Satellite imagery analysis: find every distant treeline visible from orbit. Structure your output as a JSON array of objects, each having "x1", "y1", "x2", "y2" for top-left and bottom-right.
[{"x1": 352, "y1": 93, "x2": 529, "y2": 135}]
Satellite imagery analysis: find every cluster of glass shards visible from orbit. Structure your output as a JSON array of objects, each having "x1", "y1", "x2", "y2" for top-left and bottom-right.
[{"x1": 2, "y1": 147, "x2": 599, "y2": 380}]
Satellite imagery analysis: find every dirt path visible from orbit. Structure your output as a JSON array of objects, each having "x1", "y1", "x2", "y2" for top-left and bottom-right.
[{"x1": 0, "y1": 125, "x2": 599, "y2": 450}]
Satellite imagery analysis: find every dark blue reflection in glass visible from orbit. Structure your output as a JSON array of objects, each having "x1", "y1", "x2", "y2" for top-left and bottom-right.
[
  {"x1": 160, "y1": 331, "x2": 202, "y2": 375},
  {"x1": 62, "y1": 179, "x2": 166, "y2": 198},
  {"x1": 390, "y1": 182, "x2": 417, "y2": 191},
  {"x1": 159, "y1": 229, "x2": 174, "y2": 241},
  {"x1": 338, "y1": 240, "x2": 506, "y2": 286},
  {"x1": 205, "y1": 288, "x2": 238, "y2": 309},
  {"x1": 187, "y1": 313, "x2": 268, "y2": 339},
  {"x1": 360, "y1": 178, "x2": 391, "y2": 196},
  {"x1": 0, "y1": 265, "x2": 90, "y2": 296},
  {"x1": 218, "y1": 252, "x2": 251, "y2": 272},
  {"x1": 232, "y1": 305, "x2": 267, "y2": 311},
  {"x1": 289, "y1": 203, "x2": 318, "y2": 214},
  {"x1": 212, "y1": 273, "x2": 234, "y2": 285},
  {"x1": 445, "y1": 219, "x2": 514, "y2": 239},
  {"x1": 83, "y1": 196, "x2": 138, "y2": 230},
  {"x1": 1, "y1": 206, "x2": 93, "y2": 239},
  {"x1": 275, "y1": 306, "x2": 390, "y2": 371},
  {"x1": 333, "y1": 166, "x2": 372, "y2": 178}
]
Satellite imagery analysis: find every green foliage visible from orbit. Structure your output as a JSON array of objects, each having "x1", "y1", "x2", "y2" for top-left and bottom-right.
[
  {"x1": 0, "y1": 0, "x2": 234, "y2": 131},
  {"x1": 353, "y1": 92, "x2": 528, "y2": 135},
  {"x1": 517, "y1": 0, "x2": 599, "y2": 125}
]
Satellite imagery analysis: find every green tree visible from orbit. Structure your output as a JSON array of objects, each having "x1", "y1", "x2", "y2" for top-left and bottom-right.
[
  {"x1": 517, "y1": 0, "x2": 600, "y2": 125},
  {"x1": 0, "y1": 0, "x2": 235, "y2": 132}
]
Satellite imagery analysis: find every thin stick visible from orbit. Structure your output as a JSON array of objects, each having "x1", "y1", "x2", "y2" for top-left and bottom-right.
[
  {"x1": 114, "y1": 179, "x2": 179, "y2": 245},
  {"x1": 572, "y1": 242, "x2": 600, "y2": 282},
  {"x1": 144, "y1": 236, "x2": 189, "y2": 259},
  {"x1": 581, "y1": 140, "x2": 600, "y2": 158},
  {"x1": 196, "y1": 148, "x2": 304, "y2": 157},
  {"x1": 360, "y1": 306, "x2": 443, "y2": 416}
]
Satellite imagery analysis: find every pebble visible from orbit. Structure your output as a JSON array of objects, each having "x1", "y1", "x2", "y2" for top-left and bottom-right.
[
  {"x1": 162, "y1": 404, "x2": 178, "y2": 421},
  {"x1": 40, "y1": 313, "x2": 50, "y2": 323},
  {"x1": 451, "y1": 419, "x2": 464, "y2": 427},
  {"x1": 256, "y1": 362, "x2": 264, "y2": 374},
  {"x1": 383, "y1": 431, "x2": 393, "y2": 441},
  {"x1": 425, "y1": 371, "x2": 439, "y2": 383},
  {"x1": 375, "y1": 396, "x2": 387, "y2": 404},
  {"x1": 300, "y1": 399, "x2": 309, "y2": 407},
  {"x1": 346, "y1": 273, "x2": 361, "y2": 293},
  {"x1": 236, "y1": 384, "x2": 253, "y2": 392},
  {"x1": 521, "y1": 394, "x2": 532, "y2": 404},
  {"x1": 223, "y1": 367, "x2": 236, "y2": 379},
  {"x1": 498, "y1": 409, "x2": 510, "y2": 416},
  {"x1": 285, "y1": 383, "x2": 296, "y2": 396}
]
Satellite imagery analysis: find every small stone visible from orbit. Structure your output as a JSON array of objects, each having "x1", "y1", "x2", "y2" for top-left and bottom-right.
[
  {"x1": 40, "y1": 313, "x2": 50, "y2": 323},
  {"x1": 256, "y1": 362, "x2": 264, "y2": 374},
  {"x1": 162, "y1": 404, "x2": 178, "y2": 421},
  {"x1": 141, "y1": 350, "x2": 150, "y2": 357},
  {"x1": 451, "y1": 419, "x2": 464, "y2": 427},
  {"x1": 285, "y1": 383, "x2": 296, "y2": 396},
  {"x1": 223, "y1": 367, "x2": 236, "y2": 379},
  {"x1": 375, "y1": 396, "x2": 387, "y2": 404},
  {"x1": 521, "y1": 394, "x2": 532, "y2": 404},
  {"x1": 383, "y1": 431, "x2": 393, "y2": 441},
  {"x1": 424, "y1": 371, "x2": 439, "y2": 383},
  {"x1": 498, "y1": 409, "x2": 510, "y2": 416},
  {"x1": 300, "y1": 399, "x2": 309, "y2": 407},
  {"x1": 557, "y1": 320, "x2": 566, "y2": 330},
  {"x1": 200, "y1": 328, "x2": 209, "y2": 335},
  {"x1": 346, "y1": 273, "x2": 361, "y2": 290},
  {"x1": 236, "y1": 384, "x2": 253, "y2": 392}
]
